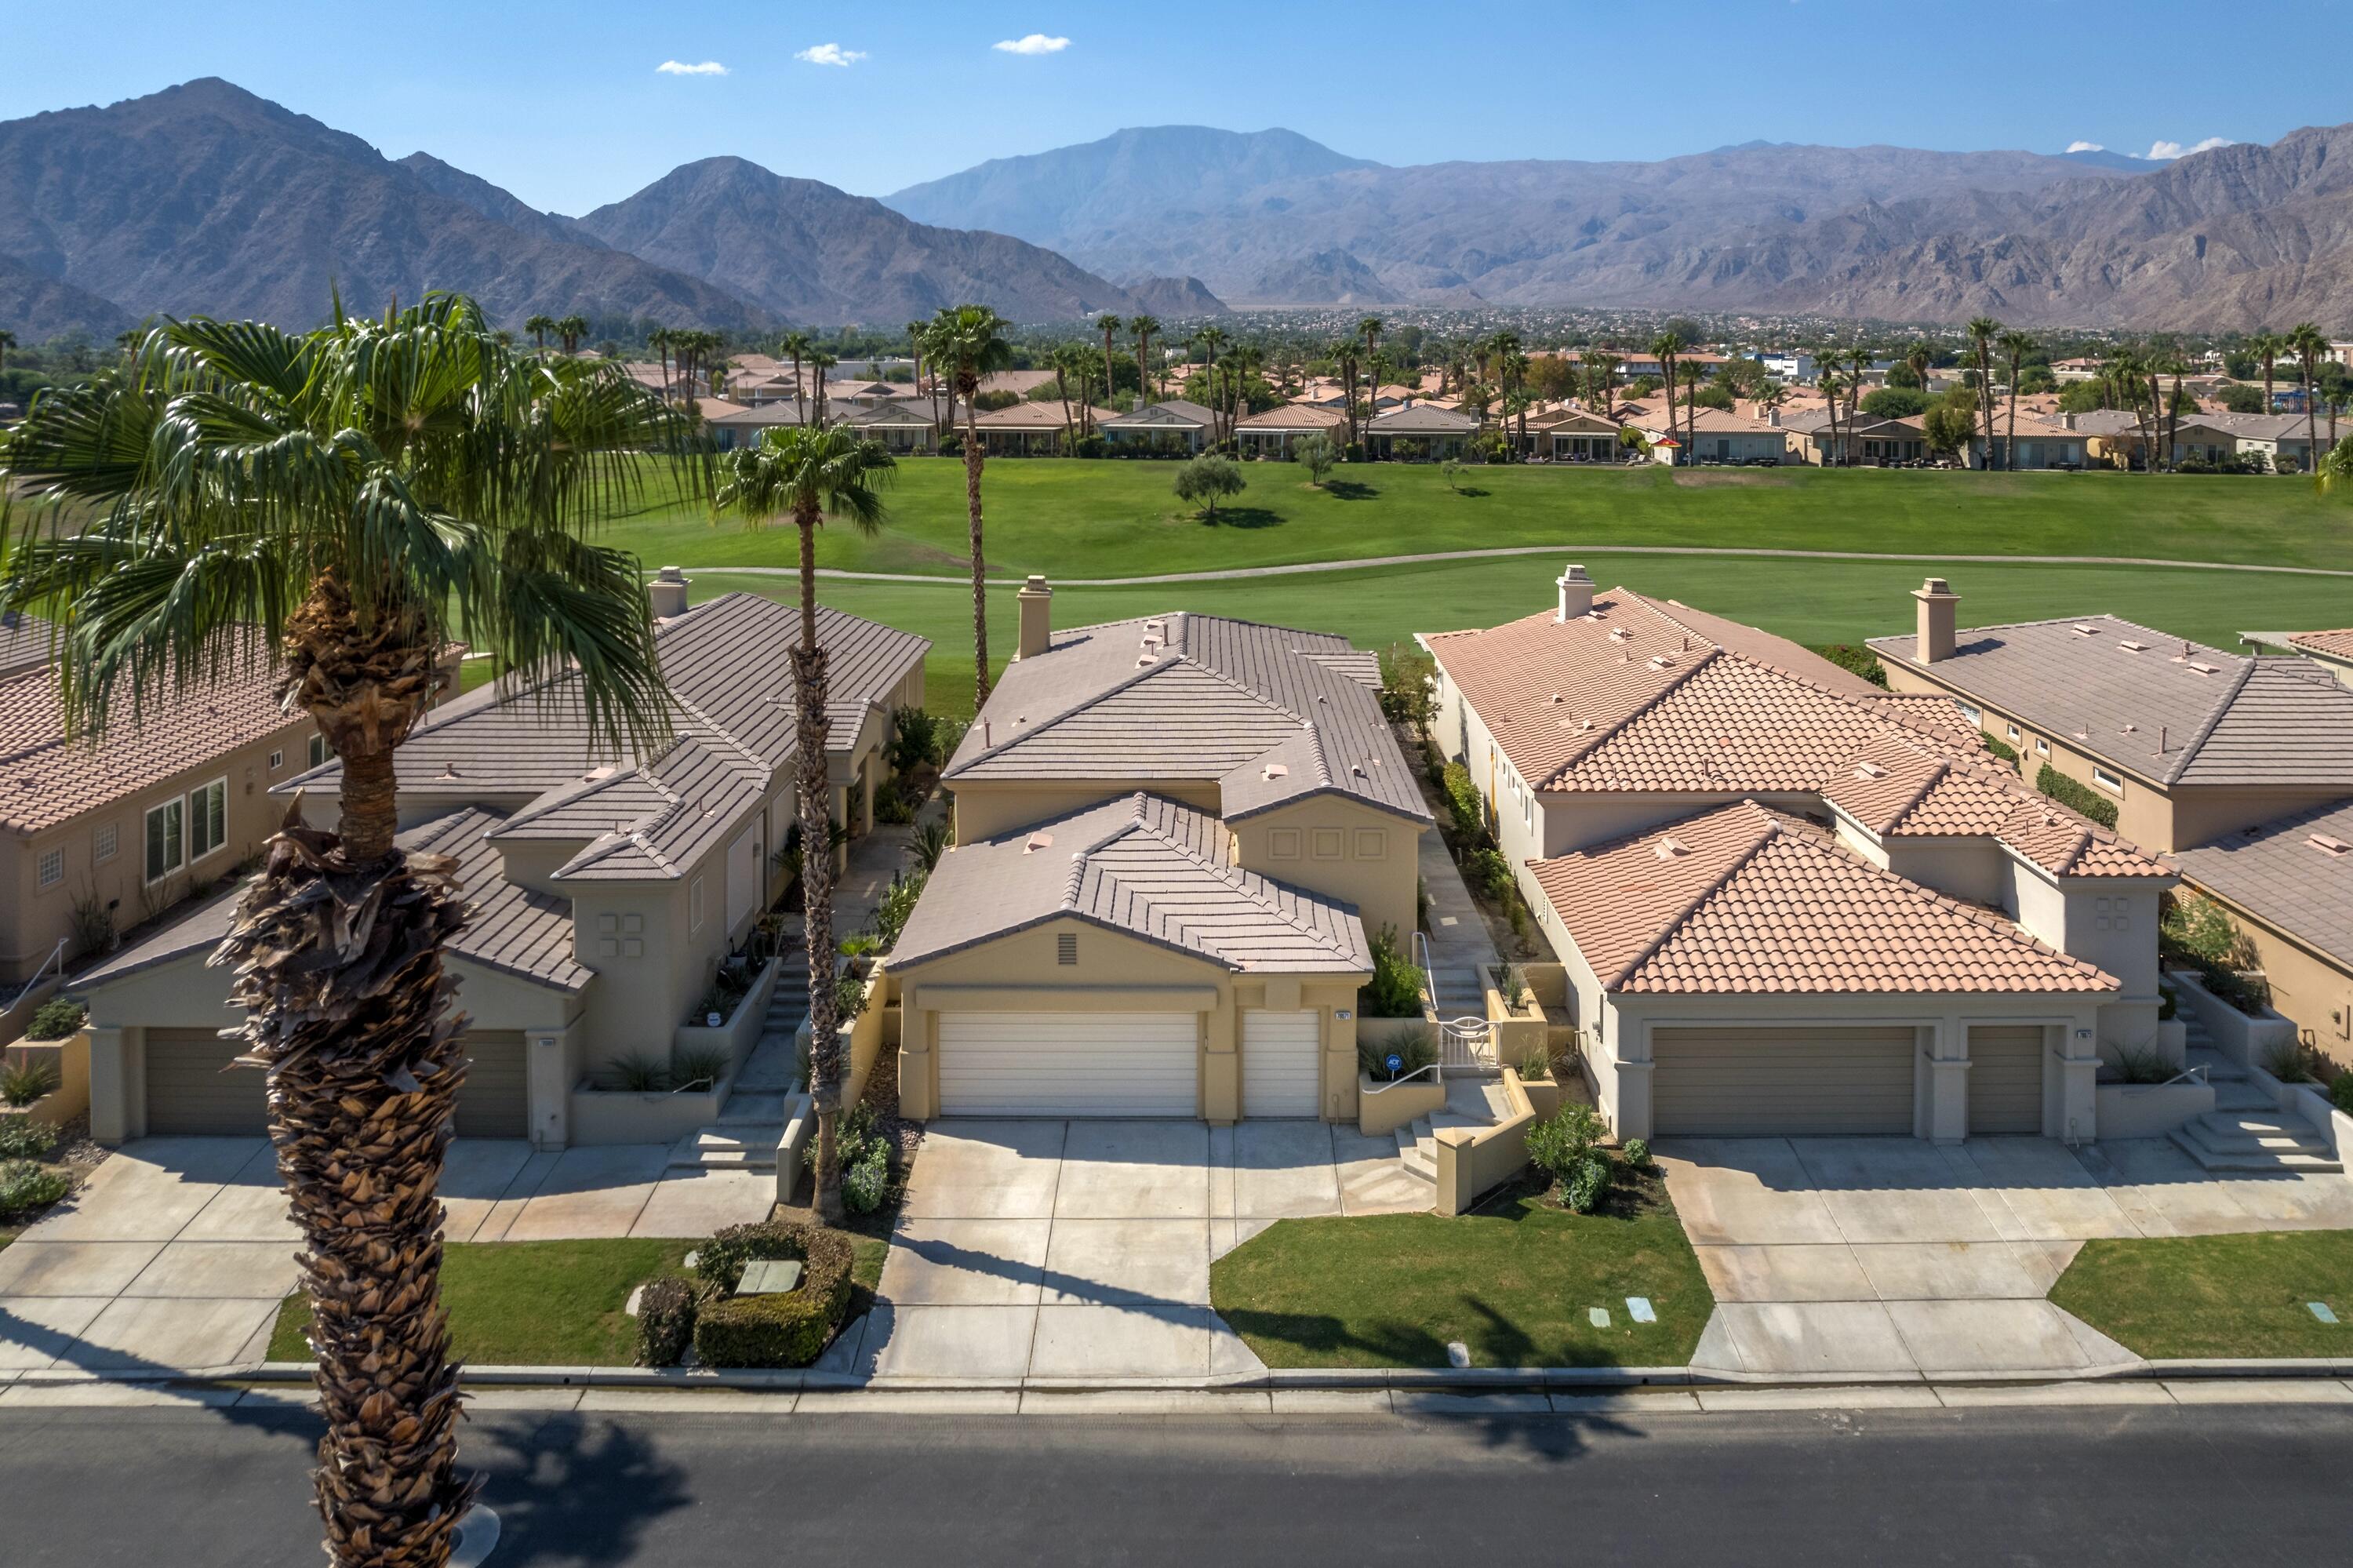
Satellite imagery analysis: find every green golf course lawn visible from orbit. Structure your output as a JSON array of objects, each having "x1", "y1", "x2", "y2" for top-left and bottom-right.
[{"x1": 609, "y1": 457, "x2": 2353, "y2": 579}]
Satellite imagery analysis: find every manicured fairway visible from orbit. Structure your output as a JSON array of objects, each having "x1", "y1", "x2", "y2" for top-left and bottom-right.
[
  {"x1": 607, "y1": 457, "x2": 2353, "y2": 579},
  {"x1": 692, "y1": 551, "x2": 2353, "y2": 721}
]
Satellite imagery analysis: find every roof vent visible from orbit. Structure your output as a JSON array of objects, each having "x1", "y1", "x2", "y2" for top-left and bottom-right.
[
  {"x1": 1136, "y1": 654, "x2": 1157, "y2": 668},
  {"x1": 2311, "y1": 834, "x2": 2351, "y2": 857},
  {"x1": 1854, "y1": 762, "x2": 1887, "y2": 780},
  {"x1": 2188, "y1": 660, "x2": 2220, "y2": 675},
  {"x1": 1549, "y1": 693, "x2": 1565, "y2": 704},
  {"x1": 2120, "y1": 723, "x2": 2136, "y2": 734},
  {"x1": 1024, "y1": 831, "x2": 1054, "y2": 854},
  {"x1": 1262, "y1": 762, "x2": 1289, "y2": 781},
  {"x1": 1608, "y1": 626, "x2": 1631, "y2": 642},
  {"x1": 2072, "y1": 624, "x2": 2100, "y2": 636},
  {"x1": 436, "y1": 764, "x2": 462, "y2": 780},
  {"x1": 1648, "y1": 655, "x2": 1675, "y2": 670},
  {"x1": 2119, "y1": 639, "x2": 2148, "y2": 653},
  {"x1": 1351, "y1": 764, "x2": 1367, "y2": 778},
  {"x1": 1654, "y1": 835, "x2": 1690, "y2": 860}
]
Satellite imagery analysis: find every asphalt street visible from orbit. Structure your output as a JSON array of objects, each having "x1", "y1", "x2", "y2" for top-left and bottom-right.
[{"x1": 5, "y1": 1395, "x2": 2351, "y2": 1566}]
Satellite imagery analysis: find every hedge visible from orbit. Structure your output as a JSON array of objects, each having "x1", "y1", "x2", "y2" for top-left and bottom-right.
[
  {"x1": 633, "y1": 1275, "x2": 704, "y2": 1368},
  {"x1": 1440, "y1": 762, "x2": 1485, "y2": 840},
  {"x1": 2035, "y1": 763, "x2": 2118, "y2": 829},
  {"x1": 690, "y1": 1222, "x2": 854, "y2": 1369},
  {"x1": 1980, "y1": 731, "x2": 2020, "y2": 766},
  {"x1": 1811, "y1": 644, "x2": 1889, "y2": 689}
]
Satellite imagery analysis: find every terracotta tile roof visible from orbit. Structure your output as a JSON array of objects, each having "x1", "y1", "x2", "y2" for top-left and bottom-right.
[
  {"x1": 892, "y1": 791, "x2": 1369, "y2": 975},
  {"x1": 1, "y1": 636, "x2": 305, "y2": 837},
  {"x1": 2289, "y1": 630, "x2": 2353, "y2": 660},
  {"x1": 1237, "y1": 403, "x2": 1348, "y2": 431},
  {"x1": 1529, "y1": 801, "x2": 2121, "y2": 995},
  {"x1": 0, "y1": 612, "x2": 56, "y2": 679},
  {"x1": 973, "y1": 402, "x2": 1118, "y2": 429}
]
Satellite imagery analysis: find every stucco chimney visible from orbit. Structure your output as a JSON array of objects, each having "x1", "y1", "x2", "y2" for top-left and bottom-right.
[
  {"x1": 1016, "y1": 574, "x2": 1054, "y2": 660},
  {"x1": 1913, "y1": 576, "x2": 1959, "y2": 663},
  {"x1": 649, "y1": 565, "x2": 690, "y2": 620},
  {"x1": 1555, "y1": 562, "x2": 1595, "y2": 622},
  {"x1": 1767, "y1": 407, "x2": 1781, "y2": 427}
]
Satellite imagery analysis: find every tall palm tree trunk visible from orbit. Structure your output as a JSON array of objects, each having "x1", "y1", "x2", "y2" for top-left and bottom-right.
[
  {"x1": 962, "y1": 401, "x2": 991, "y2": 708},
  {"x1": 792, "y1": 511, "x2": 845, "y2": 1224},
  {"x1": 2307, "y1": 365, "x2": 2322, "y2": 473},
  {"x1": 221, "y1": 578, "x2": 475, "y2": 1567}
]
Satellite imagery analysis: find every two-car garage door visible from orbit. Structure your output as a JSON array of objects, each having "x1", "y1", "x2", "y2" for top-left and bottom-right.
[
  {"x1": 938, "y1": 1012, "x2": 1199, "y2": 1117},
  {"x1": 144, "y1": 1028, "x2": 530, "y2": 1139},
  {"x1": 1651, "y1": 1026, "x2": 1916, "y2": 1137}
]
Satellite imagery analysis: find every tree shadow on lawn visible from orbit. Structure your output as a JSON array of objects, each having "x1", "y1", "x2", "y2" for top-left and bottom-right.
[
  {"x1": 1320, "y1": 480, "x2": 1380, "y2": 501},
  {"x1": 1448, "y1": 486, "x2": 1491, "y2": 499},
  {"x1": 1195, "y1": 507, "x2": 1283, "y2": 529}
]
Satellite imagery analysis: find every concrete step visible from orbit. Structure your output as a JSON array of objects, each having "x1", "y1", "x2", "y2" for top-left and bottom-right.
[
  {"x1": 668, "y1": 1126, "x2": 781, "y2": 1172},
  {"x1": 2180, "y1": 1113, "x2": 2333, "y2": 1157},
  {"x1": 718, "y1": 1093, "x2": 787, "y2": 1124},
  {"x1": 2169, "y1": 1121, "x2": 2341, "y2": 1174},
  {"x1": 2214, "y1": 1082, "x2": 2277, "y2": 1113}
]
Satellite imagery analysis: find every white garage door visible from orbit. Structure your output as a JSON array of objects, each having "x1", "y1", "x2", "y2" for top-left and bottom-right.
[
  {"x1": 1967, "y1": 1026, "x2": 2046, "y2": 1135},
  {"x1": 1651, "y1": 1025, "x2": 1916, "y2": 1137},
  {"x1": 1242, "y1": 1010, "x2": 1321, "y2": 1118},
  {"x1": 938, "y1": 1011, "x2": 1198, "y2": 1117}
]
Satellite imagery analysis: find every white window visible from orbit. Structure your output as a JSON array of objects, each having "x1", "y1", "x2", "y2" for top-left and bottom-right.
[
  {"x1": 2006, "y1": 723, "x2": 2021, "y2": 742},
  {"x1": 2093, "y1": 766, "x2": 2123, "y2": 795},
  {"x1": 268, "y1": 749, "x2": 284, "y2": 770},
  {"x1": 38, "y1": 847, "x2": 64, "y2": 890},
  {"x1": 2035, "y1": 737, "x2": 2049, "y2": 756},
  {"x1": 145, "y1": 798, "x2": 184, "y2": 882},
  {"x1": 187, "y1": 777, "x2": 227, "y2": 862},
  {"x1": 93, "y1": 823, "x2": 118, "y2": 864},
  {"x1": 1960, "y1": 702, "x2": 1983, "y2": 724},
  {"x1": 689, "y1": 875, "x2": 705, "y2": 933},
  {"x1": 307, "y1": 733, "x2": 330, "y2": 768}
]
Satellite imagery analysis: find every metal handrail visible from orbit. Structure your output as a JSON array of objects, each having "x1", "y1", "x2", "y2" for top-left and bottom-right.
[
  {"x1": 2159, "y1": 1063, "x2": 2210, "y2": 1089},
  {"x1": 1361, "y1": 1062, "x2": 1442, "y2": 1096}
]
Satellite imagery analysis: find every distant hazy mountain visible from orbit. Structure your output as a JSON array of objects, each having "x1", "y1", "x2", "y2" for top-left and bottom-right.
[
  {"x1": 886, "y1": 126, "x2": 1373, "y2": 255},
  {"x1": 396, "y1": 151, "x2": 599, "y2": 251},
  {"x1": 0, "y1": 79, "x2": 768, "y2": 337},
  {"x1": 575, "y1": 156, "x2": 1144, "y2": 327},
  {"x1": 1121, "y1": 275, "x2": 1230, "y2": 316},
  {"x1": 0, "y1": 251, "x2": 133, "y2": 341},
  {"x1": 885, "y1": 124, "x2": 2353, "y2": 327}
]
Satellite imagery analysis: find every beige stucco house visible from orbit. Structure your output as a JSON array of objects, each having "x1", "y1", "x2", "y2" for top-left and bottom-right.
[
  {"x1": 1871, "y1": 585, "x2": 2353, "y2": 1071},
  {"x1": 2, "y1": 619, "x2": 320, "y2": 986},
  {"x1": 1424, "y1": 566, "x2": 2175, "y2": 1144},
  {"x1": 71, "y1": 584, "x2": 929, "y2": 1150},
  {"x1": 889, "y1": 580, "x2": 1431, "y2": 1125}
]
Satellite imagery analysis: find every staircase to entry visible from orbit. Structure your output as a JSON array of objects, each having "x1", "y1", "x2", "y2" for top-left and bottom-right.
[
  {"x1": 2168, "y1": 1014, "x2": 2343, "y2": 1174},
  {"x1": 670, "y1": 955, "x2": 809, "y2": 1173},
  {"x1": 1392, "y1": 1075, "x2": 1511, "y2": 1191}
]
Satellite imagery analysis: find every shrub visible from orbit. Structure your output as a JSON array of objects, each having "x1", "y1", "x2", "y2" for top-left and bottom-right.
[
  {"x1": 2035, "y1": 764, "x2": 2119, "y2": 829},
  {"x1": 0, "y1": 1113, "x2": 60, "y2": 1160},
  {"x1": 1360, "y1": 926, "x2": 1426, "y2": 1019},
  {"x1": 1980, "y1": 732, "x2": 2019, "y2": 766},
  {"x1": 1524, "y1": 1103, "x2": 1606, "y2": 1184},
  {"x1": 1463, "y1": 848, "x2": 1511, "y2": 903},
  {"x1": 690, "y1": 1224, "x2": 855, "y2": 1368},
  {"x1": 1173, "y1": 453, "x2": 1246, "y2": 520},
  {"x1": 1294, "y1": 433, "x2": 1337, "y2": 484},
  {"x1": 2162, "y1": 895, "x2": 2271, "y2": 1014},
  {"x1": 604, "y1": 1052, "x2": 670, "y2": 1092},
  {"x1": 26, "y1": 999, "x2": 85, "y2": 1042},
  {"x1": 842, "y1": 1144, "x2": 889, "y2": 1214},
  {"x1": 1377, "y1": 642, "x2": 1435, "y2": 727},
  {"x1": 2111, "y1": 1047, "x2": 2173, "y2": 1085},
  {"x1": 2333, "y1": 1073, "x2": 2353, "y2": 1118},
  {"x1": 1499, "y1": 964, "x2": 1533, "y2": 1010},
  {"x1": 633, "y1": 1275, "x2": 704, "y2": 1368},
  {"x1": 671, "y1": 1046, "x2": 731, "y2": 1091},
  {"x1": 0, "y1": 1159, "x2": 70, "y2": 1218},
  {"x1": 1623, "y1": 1137, "x2": 1651, "y2": 1168},
  {"x1": 1, "y1": 1058, "x2": 60, "y2": 1109},
  {"x1": 1809, "y1": 644, "x2": 1889, "y2": 689},
  {"x1": 1440, "y1": 762, "x2": 1485, "y2": 840},
  {"x1": 908, "y1": 817, "x2": 952, "y2": 875},
  {"x1": 2158, "y1": 984, "x2": 2177, "y2": 1021},
  {"x1": 887, "y1": 707, "x2": 943, "y2": 773},
  {"x1": 872, "y1": 787, "x2": 916, "y2": 825},
  {"x1": 869, "y1": 869, "x2": 926, "y2": 951},
  {"x1": 1561, "y1": 1155, "x2": 1611, "y2": 1214},
  {"x1": 1358, "y1": 1024, "x2": 1438, "y2": 1081},
  {"x1": 2262, "y1": 1039, "x2": 2317, "y2": 1084},
  {"x1": 1516, "y1": 1046, "x2": 1552, "y2": 1081}
]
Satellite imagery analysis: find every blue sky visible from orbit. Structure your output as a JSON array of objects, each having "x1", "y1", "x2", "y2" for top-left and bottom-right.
[{"x1": 5, "y1": 1, "x2": 2344, "y2": 215}]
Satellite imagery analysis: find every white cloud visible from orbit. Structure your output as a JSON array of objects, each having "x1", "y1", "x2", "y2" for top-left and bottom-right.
[
  {"x1": 2144, "y1": 135, "x2": 2232, "y2": 160},
  {"x1": 795, "y1": 42, "x2": 867, "y2": 67},
  {"x1": 2065, "y1": 140, "x2": 2104, "y2": 154},
  {"x1": 992, "y1": 34, "x2": 1071, "y2": 55},
  {"x1": 656, "y1": 60, "x2": 728, "y2": 76}
]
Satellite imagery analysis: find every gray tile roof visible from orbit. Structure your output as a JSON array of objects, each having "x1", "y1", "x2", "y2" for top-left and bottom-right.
[
  {"x1": 1100, "y1": 400, "x2": 1214, "y2": 431},
  {"x1": 1867, "y1": 614, "x2": 2353, "y2": 788},
  {"x1": 1369, "y1": 405, "x2": 1482, "y2": 435},
  {"x1": 944, "y1": 611, "x2": 1428, "y2": 826},
  {"x1": 75, "y1": 806, "x2": 593, "y2": 994},
  {"x1": 2172, "y1": 798, "x2": 2353, "y2": 972},
  {"x1": 891, "y1": 792, "x2": 1370, "y2": 974}
]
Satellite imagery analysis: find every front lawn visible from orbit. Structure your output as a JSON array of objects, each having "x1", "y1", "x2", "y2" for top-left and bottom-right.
[
  {"x1": 2050, "y1": 1231, "x2": 2353, "y2": 1360},
  {"x1": 268, "y1": 1239, "x2": 693, "y2": 1366},
  {"x1": 1210, "y1": 1167, "x2": 1712, "y2": 1368}
]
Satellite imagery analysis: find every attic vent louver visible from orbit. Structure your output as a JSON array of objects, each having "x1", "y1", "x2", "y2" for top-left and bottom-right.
[
  {"x1": 2119, "y1": 639, "x2": 2149, "y2": 653},
  {"x1": 2073, "y1": 624, "x2": 2100, "y2": 636},
  {"x1": 2311, "y1": 834, "x2": 2351, "y2": 857},
  {"x1": 1648, "y1": 655, "x2": 1675, "y2": 670},
  {"x1": 1608, "y1": 627, "x2": 1631, "y2": 642},
  {"x1": 1024, "y1": 831, "x2": 1054, "y2": 854},
  {"x1": 1854, "y1": 762, "x2": 1886, "y2": 780},
  {"x1": 1262, "y1": 762, "x2": 1289, "y2": 780},
  {"x1": 2188, "y1": 660, "x2": 2220, "y2": 675},
  {"x1": 1654, "y1": 836, "x2": 1689, "y2": 860}
]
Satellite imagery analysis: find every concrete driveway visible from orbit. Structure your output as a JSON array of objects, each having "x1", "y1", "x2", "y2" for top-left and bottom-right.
[
  {"x1": 0, "y1": 1136, "x2": 773, "y2": 1376},
  {"x1": 829, "y1": 1119, "x2": 1424, "y2": 1382},
  {"x1": 1659, "y1": 1135, "x2": 2353, "y2": 1379}
]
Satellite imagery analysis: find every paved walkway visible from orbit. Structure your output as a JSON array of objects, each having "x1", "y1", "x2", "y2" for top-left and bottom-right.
[
  {"x1": 822, "y1": 1119, "x2": 1428, "y2": 1381},
  {"x1": 683, "y1": 541, "x2": 2353, "y2": 590},
  {"x1": 1417, "y1": 826, "x2": 1501, "y2": 975},
  {"x1": 1662, "y1": 1135, "x2": 2353, "y2": 1380},
  {"x1": 0, "y1": 1137, "x2": 773, "y2": 1375}
]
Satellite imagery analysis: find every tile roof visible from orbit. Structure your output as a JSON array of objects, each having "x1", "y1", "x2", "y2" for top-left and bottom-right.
[
  {"x1": 891, "y1": 792, "x2": 1369, "y2": 975},
  {"x1": 946, "y1": 611, "x2": 1429, "y2": 826},
  {"x1": 1236, "y1": 403, "x2": 1348, "y2": 431},
  {"x1": 1822, "y1": 733, "x2": 2171, "y2": 879},
  {"x1": 284, "y1": 592, "x2": 926, "y2": 880},
  {"x1": 2289, "y1": 630, "x2": 2353, "y2": 660},
  {"x1": 1369, "y1": 405, "x2": 1482, "y2": 434},
  {"x1": 1528, "y1": 801, "x2": 2120, "y2": 995},
  {"x1": 1867, "y1": 614, "x2": 2353, "y2": 788},
  {"x1": 1, "y1": 635, "x2": 304, "y2": 837},
  {"x1": 0, "y1": 611, "x2": 56, "y2": 679},
  {"x1": 2171, "y1": 798, "x2": 2353, "y2": 972},
  {"x1": 1100, "y1": 400, "x2": 1215, "y2": 430},
  {"x1": 973, "y1": 402, "x2": 1119, "y2": 429},
  {"x1": 75, "y1": 806, "x2": 592, "y2": 993}
]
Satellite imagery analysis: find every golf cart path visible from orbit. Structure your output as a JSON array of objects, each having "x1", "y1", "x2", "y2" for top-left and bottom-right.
[{"x1": 678, "y1": 543, "x2": 2353, "y2": 588}]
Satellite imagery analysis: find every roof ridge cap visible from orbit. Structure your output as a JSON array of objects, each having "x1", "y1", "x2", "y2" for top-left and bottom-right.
[
  {"x1": 1814, "y1": 824, "x2": 2118, "y2": 983},
  {"x1": 1878, "y1": 755, "x2": 1955, "y2": 832},
  {"x1": 1540, "y1": 645, "x2": 1725, "y2": 787},
  {"x1": 1603, "y1": 803, "x2": 1780, "y2": 988},
  {"x1": 951, "y1": 656, "x2": 1175, "y2": 772},
  {"x1": 2166, "y1": 655, "x2": 2259, "y2": 784}
]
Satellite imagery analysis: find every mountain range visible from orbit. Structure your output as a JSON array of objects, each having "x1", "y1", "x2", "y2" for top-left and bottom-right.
[{"x1": 1, "y1": 81, "x2": 2346, "y2": 340}]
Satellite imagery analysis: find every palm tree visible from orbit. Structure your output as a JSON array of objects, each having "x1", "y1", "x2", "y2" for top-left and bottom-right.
[
  {"x1": 649, "y1": 326, "x2": 673, "y2": 401},
  {"x1": 1584, "y1": 350, "x2": 1620, "y2": 413},
  {"x1": 1965, "y1": 318, "x2": 2001, "y2": 469},
  {"x1": 1997, "y1": 331, "x2": 2037, "y2": 470},
  {"x1": 555, "y1": 315, "x2": 589, "y2": 355},
  {"x1": 2290, "y1": 322, "x2": 2326, "y2": 475},
  {"x1": 1904, "y1": 340, "x2": 1934, "y2": 391},
  {"x1": 925, "y1": 305, "x2": 1013, "y2": 708},
  {"x1": 0, "y1": 326, "x2": 14, "y2": 377},
  {"x1": 0, "y1": 295, "x2": 695, "y2": 1567},
  {"x1": 780, "y1": 330, "x2": 815, "y2": 424},
  {"x1": 1817, "y1": 369, "x2": 1846, "y2": 465},
  {"x1": 807, "y1": 350, "x2": 838, "y2": 426},
  {"x1": 1049, "y1": 344, "x2": 1082, "y2": 451},
  {"x1": 1649, "y1": 333, "x2": 1682, "y2": 464},
  {"x1": 2251, "y1": 330, "x2": 2286, "y2": 414},
  {"x1": 1357, "y1": 317, "x2": 1384, "y2": 450},
  {"x1": 1095, "y1": 315, "x2": 1123, "y2": 419},
  {"x1": 2108, "y1": 347, "x2": 2156, "y2": 472},
  {"x1": 713, "y1": 424, "x2": 893, "y2": 1221},
  {"x1": 904, "y1": 321, "x2": 926, "y2": 411},
  {"x1": 1327, "y1": 339, "x2": 1359, "y2": 454},
  {"x1": 1129, "y1": 315, "x2": 1161, "y2": 404},
  {"x1": 524, "y1": 314, "x2": 556, "y2": 351}
]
